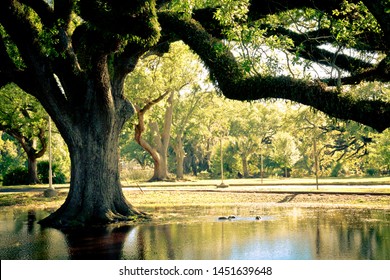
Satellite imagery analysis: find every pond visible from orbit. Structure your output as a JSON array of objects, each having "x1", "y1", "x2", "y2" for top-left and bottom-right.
[{"x1": 0, "y1": 206, "x2": 389, "y2": 260}]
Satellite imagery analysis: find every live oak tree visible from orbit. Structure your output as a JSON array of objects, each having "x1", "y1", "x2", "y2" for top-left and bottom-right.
[
  {"x1": 0, "y1": 0, "x2": 389, "y2": 228},
  {"x1": 0, "y1": 0, "x2": 160, "y2": 227}
]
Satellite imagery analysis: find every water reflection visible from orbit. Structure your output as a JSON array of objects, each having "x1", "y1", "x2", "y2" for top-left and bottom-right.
[
  {"x1": 0, "y1": 207, "x2": 389, "y2": 260},
  {"x1": 63, "y1": 225, "x2": 135, "y2": 260}
]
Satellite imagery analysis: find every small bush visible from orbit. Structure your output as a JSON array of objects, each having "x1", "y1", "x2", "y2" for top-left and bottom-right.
[
  {"x1": 3, "y1": 167, "x2": 29, "y2": 186},
  {"x1": 365, "y1": 168, "x2": 379, "y2": 177},
  {"x1": 121, "y1": 168, "x2": 154, "y2": 182},
  {"x1": 2, "y1": 161, "x2": 67, "y2": 186},
  {"x1": 37, "y1": 161, "x2": 67, "y2": 184}
]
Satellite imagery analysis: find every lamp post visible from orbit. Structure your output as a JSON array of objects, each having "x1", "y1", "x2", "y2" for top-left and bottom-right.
[
  {"x1": 43, "y1": 116, "x2": 57, "y2": 197},
  {"x1": 217, "y1": 135, "x2": 229, "y2": 188},
  {"x1": 260, "y1": 136, "x2": 272, "y2": 185},
  {"x1": 313, "y1": 132, "x2": 319, "y2": 190},
  {"x1": 48, "y1": 117, "x2": 53, "y2": 189},
  {"x1": 260, "y1": 147, "x2": 264, "y2": 184}
]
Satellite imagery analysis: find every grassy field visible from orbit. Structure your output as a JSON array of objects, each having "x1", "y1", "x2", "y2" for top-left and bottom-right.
[
  {"x1": 0, "y1": 176, "x2": 389, "y2": 210},
  {"x1": 1, "y1": 176, "x2": 389, "y2": 191}
]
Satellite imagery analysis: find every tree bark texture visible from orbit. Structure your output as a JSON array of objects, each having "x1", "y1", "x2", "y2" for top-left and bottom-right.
[
  {"x1": 40, "y1": 93, "x2": 144, "y2": 228},
  {"x1": 27, "y1": 157, "x2": 40, "y2": 184},
  {"x1": 174, "y1": 135, "x2": 185, "y2": 179}
]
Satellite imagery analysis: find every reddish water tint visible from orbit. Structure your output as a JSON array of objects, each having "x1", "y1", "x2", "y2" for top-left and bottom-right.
[{"x1": 0, "y1": 206, "x2": 389, "y2": 260}]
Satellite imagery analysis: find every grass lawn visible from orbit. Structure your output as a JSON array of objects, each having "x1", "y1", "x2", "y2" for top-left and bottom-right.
[
  {"x1": 0, "y1": 176, "x2": 389, "y2": 210},
  {"x1": 124, "y1": 176, "x2": 390, "y2": 186}
]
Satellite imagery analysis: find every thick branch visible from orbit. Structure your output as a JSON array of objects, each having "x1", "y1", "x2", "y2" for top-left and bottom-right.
[
  {"x1": 0, "y1": 36, "x2": 18, "y2": 72},
  {"x1": 159, "y1": 12, "x2": 390, "y2": 132},
  {"x1": 324, "y1": 55, "x2": 390, "y2": 85},
  {"x1": 362, "y1": 0, "x2": 390, "y2": 49},
  {"x1": 134, "y1": 107, "x2": 160, "y2": 165},
  {"x1": 19, "y1": 0, "x2": 55, "y2": 26},
  {"x1": 35, "y1": 126, "x2": 47, "y2": 158},
  {"x1": 263, "y1": 25, "x2": 374, "y2": 73},
  {"x1": 193, "y1": 8, "x2": 381, "y2": 75},
  {"x1": 0, "y1": 1, "x2": 54, "y2": 85}
]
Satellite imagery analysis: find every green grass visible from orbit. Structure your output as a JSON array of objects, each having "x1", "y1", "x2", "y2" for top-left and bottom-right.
[
  {"x1": 1, "y1": 176, "x2": 389, "y2": 209},
  {"x1": 121, "y1": 176, "x2": 390, "y2": 188},
  {"x1": 0, "y1": 192, "x2": 67, "y2": 208}
]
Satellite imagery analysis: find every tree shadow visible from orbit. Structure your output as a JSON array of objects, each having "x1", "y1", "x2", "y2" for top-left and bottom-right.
[
  {"x1": 277, "y1": 194, "x2": 298, "y2": 203},
  {"x1": 61, "y1": 224, "x2": 135, "y2": 260}
]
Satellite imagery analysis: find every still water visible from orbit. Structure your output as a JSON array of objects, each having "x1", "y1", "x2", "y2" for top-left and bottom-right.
[{"x1": 0, "y1": 206, "x2": 389, "y2": 260}]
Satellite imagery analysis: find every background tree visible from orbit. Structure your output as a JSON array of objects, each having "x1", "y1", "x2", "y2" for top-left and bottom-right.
[
  {"x1": 120, "y1": 136, "x2": 152, "y2": 170},
  {"x1": 171, "y1": 87, "x2": 213, "y2": 179},
  {"x1": 0, "y1": 132, "x2": 25, "y2": 183},
  {"x1": 0, "y1": 84, "x2": 48, "y2": 184},
  {"x1": 126, "y1": 42, "x2": 204, "y2": 181},
  {"x1": 367, "y1": 129, "x2": 390, "y2": 175},
  {"x1": 228, "y1": 101, "x2": 279, "y2": 177},
  {"x1": 271, "y1": 131, "x2": 301, "y2": 177}
]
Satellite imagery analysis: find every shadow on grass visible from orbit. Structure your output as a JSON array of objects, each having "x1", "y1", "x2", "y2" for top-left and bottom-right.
[{"x1": 278, "y1": 194, "x2": 298, "y2": 203}]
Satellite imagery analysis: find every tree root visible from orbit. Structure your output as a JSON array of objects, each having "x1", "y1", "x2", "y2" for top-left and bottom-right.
[{"x1": 39, "y1": 207, "x2": 151, "y2": 229}]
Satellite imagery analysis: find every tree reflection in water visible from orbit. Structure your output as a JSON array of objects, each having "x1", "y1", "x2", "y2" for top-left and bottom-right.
[
  {"x1": 0, "y1": 207, "x2": 389, "y2": 260},
  {"x1": 62, "y1": 225, "x2": 135, "y2": 260}
]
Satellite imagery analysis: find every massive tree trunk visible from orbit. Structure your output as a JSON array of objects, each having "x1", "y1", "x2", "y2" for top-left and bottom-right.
[
  {"x1": 38, "y1": 51, "x2": 147, "y2": 228},
  {"x1": 40, "y1": 87, "x2": 144, "y2": 228},
  {"x1": 0, "y1": 0, "x2": 159, "y2": 228},
  {"x1": 40, "y1": 131, "x2": 141, "y2": 227}
]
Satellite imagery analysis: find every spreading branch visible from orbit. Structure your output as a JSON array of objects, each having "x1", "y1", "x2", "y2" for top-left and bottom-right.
[{"x1": 159, "y1": 12, "x2": 390, "y2": 132}]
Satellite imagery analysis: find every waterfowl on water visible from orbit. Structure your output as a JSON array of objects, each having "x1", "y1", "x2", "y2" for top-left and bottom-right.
[{"x1": 218, "y1": 215, "x2": 236, "y2": 220}]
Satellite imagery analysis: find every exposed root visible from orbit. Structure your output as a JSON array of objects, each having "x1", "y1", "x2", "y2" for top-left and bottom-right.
[{"x1": 39, "y1": 207, "x2": 151, "y2": 230}]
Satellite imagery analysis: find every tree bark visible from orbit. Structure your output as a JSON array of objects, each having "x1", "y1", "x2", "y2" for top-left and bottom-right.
[
  {"x1": 27, "y1": 156, "x2": 40, "y2": 184},
  {"x1": 241, "y1": 153, "x2": 250, "y2": 178},
  {"x1": 39, "y1": 55, "x2": 146, "y2": 228},
  {"x1": 134, "y1": 91, "x2": 173, "y2": 181},
  {"x1": 149, "y1": 92, "x2": 174, "y2": 181},
  {"x1": 158, "y1": 12, "x2": 390, "y2": 132},
  {"x1": 175, "y1": 135, "x2": 185, "y2": 179},
  {"x1": 40, "y1": 103, "x2": 145, "y2": 228}
]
